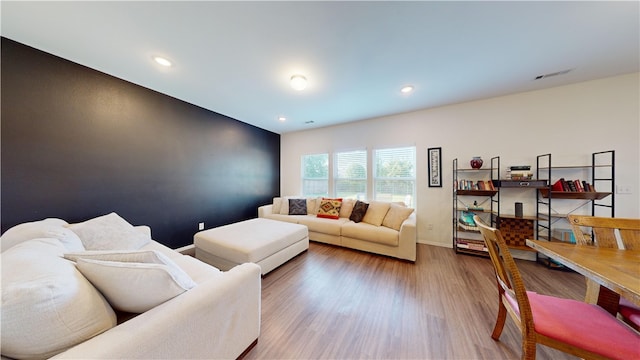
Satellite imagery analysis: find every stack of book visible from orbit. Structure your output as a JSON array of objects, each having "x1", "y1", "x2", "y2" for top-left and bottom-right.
[
  {"x1": 552, "y1": 178, "x2": 595, "y2": 192},
  {"x1": 454, "y1": 179, "x2": 495, "y2": 191},
  {"x1": 506, "y1": 166, "x2": 533, "y2": 180}
]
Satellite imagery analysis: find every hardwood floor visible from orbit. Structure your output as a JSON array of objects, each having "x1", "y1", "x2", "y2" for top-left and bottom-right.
[{"x1": 243, "y1": 242, "x2": 586, "y2": 360}]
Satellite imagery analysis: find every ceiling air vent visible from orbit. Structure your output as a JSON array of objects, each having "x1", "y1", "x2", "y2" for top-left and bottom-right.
[
  {"x1": 305, "y1": 121, "x2": 314, "y2": 124},
  {"x1": 534, "y1": 69, "x2": 572, "y2": 80}
]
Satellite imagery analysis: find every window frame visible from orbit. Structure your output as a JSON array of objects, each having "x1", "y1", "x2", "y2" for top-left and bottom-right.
[
  {"x1": 301, "y1": 153, "x2": 329, "y2": 197},
  {"x1": 333, "y1": 149, "x2": 368, "y2": 200},
  {"x1": 372, "y1": 146, "x2": 416, "y2": 207}
]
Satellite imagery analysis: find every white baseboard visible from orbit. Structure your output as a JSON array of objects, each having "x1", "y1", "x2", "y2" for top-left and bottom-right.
[{"x1": 418, "y1": 239, "x2": 452, "y2": 248}]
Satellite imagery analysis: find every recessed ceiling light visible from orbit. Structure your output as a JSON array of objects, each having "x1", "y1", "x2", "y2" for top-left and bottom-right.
[
  {"x1": 153, "y1": 56, "x2": 172, "y2": 67},
  {"x1": 278, "y1": 116, "x2": 286, "y2": 122},
  {"x1": 400, "y1": 85, "x2": 414, "y2": 93},
  {"x1": 290, "y1": 75, "x2": 308, "y2": 91}
]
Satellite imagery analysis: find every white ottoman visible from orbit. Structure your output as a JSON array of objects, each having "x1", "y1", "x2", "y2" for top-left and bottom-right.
[{"x1": 194, "y1": 218, "x2": 309, "y2": 275}]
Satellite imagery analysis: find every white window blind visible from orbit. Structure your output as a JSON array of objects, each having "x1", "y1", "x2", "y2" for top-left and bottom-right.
[
  {"x1": 373, "y1": 147, "x2": 416, "y2": 207},
  {"x1": 301, "y1": 153, "x2": 329, "y2": 197},
  {"x1": 334, "y1": 150, "x2": 367, "y2": 199}
]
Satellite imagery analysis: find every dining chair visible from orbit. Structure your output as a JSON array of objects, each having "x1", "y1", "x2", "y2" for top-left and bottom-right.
[
  {"x1": 568, "y1": 215, "x2": 640, "y2": 250},
  {"x1": 474, "y1": 215, "x2": 640, "y2": 360},
  {"x1": 568, "y1": 214, "x2": 640, "y2": 330}
]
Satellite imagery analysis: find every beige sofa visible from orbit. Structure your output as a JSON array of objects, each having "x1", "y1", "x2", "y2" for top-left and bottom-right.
[
  {"x1": 1, "y1": 213, "x2": 261, "y2": 360},
  {"x1": 258, "y1": 197, "x2": 416, "y2": 261}
]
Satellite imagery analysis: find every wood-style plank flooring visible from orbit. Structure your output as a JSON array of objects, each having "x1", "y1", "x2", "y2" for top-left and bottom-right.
[{"x1": 243, "y1": 242, "x2": 586, "y2": 360}]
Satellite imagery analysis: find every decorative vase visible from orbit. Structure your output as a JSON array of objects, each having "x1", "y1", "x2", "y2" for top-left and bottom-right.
[{"x1": 470, "y1": 156, "x2": 483, "y2": 169}]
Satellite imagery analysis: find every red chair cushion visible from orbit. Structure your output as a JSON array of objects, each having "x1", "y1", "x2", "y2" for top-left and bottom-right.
[
  {"x1": 528, "y1": 292, "x2": 640, "y2": 360},
  {"x1": 619, "y1": 297, "x2": 640, "y2": 327}
]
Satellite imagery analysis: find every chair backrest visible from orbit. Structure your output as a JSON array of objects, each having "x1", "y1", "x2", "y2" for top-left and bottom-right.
[
  {"x1": 568, "y1": 215, "x2": 640, "y2": 250},
  {"x1": 474, "y1": 216, "x2": 535, "y2": 335}
]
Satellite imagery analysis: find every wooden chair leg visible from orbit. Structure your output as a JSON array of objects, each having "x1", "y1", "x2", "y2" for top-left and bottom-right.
[
  {"x1": 491, "y1": 298, "x2": 507, "y2": 340},
  {"x1": 521, "y1": 339, "x2": 536, "y2": 360}
]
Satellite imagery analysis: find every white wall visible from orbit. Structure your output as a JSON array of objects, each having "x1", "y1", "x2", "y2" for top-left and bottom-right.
[{"x1": 281, "y1": 73, "x2": 640, "y2": 248}]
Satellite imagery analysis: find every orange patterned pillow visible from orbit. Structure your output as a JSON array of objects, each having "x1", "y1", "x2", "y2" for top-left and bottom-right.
[{"x1": 317, "y1": 198, "x2": 343, "y2": 219}]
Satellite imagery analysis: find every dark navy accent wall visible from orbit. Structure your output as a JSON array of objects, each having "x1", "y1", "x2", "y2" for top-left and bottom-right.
[{"x1": 1, "y1": 37, "x2": 280, "y2": 248}]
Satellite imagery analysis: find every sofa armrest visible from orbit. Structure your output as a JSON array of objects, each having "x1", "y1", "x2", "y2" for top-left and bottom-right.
[
  {"x1": 397, "y1": 212, "x2": 417, "y2": 261},
  {"x1": 52, "y1": 263, "x2": 261, "y2": 359},
  {"x1": 258, "y1": 204, "x2": 273, "y2": 218},
  {"x1": 133, "y1": 225, "x2": 151, "y2": 238}
]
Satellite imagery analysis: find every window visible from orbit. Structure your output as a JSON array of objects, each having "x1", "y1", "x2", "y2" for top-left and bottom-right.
[
  {"x1": 373, "y1": 147, "x2": 416, "y2": 207},
  {"x1": 334, "y1": 150, "x2": 367, "y2": 199},
  {"x1": 301, "y1": 153, "x2": 329, "y2": 197}
]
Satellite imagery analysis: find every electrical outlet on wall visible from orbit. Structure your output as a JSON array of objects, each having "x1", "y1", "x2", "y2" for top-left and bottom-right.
[
  {"x1": 616, "y1": 185, "x2": 632, "y2": 194},
  {"x1": 198, "y1": 222, "x2": 205, "y2": 230}
]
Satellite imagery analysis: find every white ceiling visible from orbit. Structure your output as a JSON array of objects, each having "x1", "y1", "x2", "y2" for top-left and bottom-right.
[{"x1": 2, "y1": 1, "x2": 638, "y2": 134}]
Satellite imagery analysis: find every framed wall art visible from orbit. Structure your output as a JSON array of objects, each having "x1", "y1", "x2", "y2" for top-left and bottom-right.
[{"x1": 428, "y1": 147, "x2": 442, "y2": 187}]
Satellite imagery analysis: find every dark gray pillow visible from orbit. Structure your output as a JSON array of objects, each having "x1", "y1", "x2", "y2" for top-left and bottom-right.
[
  {"x1": 349, "y1": 200, "x2": 369, "y2": 223},
  {"x1": 288, "y1": 198, "x2": 307, "y2": 215}
]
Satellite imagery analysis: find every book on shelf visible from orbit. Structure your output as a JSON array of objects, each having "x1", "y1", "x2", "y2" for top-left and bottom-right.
[
  {"x1": 457, "y1": 241, "x2": 486, "y2": 251},
  {"x1": 551, "y1": 178, "x2": 596, "y2": 192},
  {"x1": 552, "y1": 179, "x2": 564, "y2": 191},
  {"x1": 476, "y1": 180, "x2": 494, "y2": 190},
  {"x1": 455, "y1": 179, "x2": 494, "y2": 191},
  {"x1": 552, "y1": 228, "x2": 577, "y2": 243},
  {"x1": 505, "y1": 169, "x2": 533, "y2": 180}
]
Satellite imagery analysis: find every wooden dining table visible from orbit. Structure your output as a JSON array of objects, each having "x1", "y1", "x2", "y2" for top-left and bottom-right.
[{"x1": 526, "y1": 239, "x2": 640, "y2": 309}]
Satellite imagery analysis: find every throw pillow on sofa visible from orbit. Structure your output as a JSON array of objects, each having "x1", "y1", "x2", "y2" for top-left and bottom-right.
[
  {"x1": 362, "y1": 201, "x2": 391, "y2": 226},
  {"x1": 317, "y1": 198, "x2": 343, "y2": 219},
  {"x1": 349, "y1": 200, "x2": 369, "y2": 223},
  {"x1": 278, "y1": 196, "x2": 298, "y2": 215},
  {"x1": 68, "y1": 250, "x2": 197, "y2": 313},
  {"x1": 382, "y1": 203, "x2": 415, "y2": 231},
  {"x1": 67, "y1": 212, "x2": 151, "y2": 250},
  {"x1": 1, "y1": 238, "x2": 116, "y2": 359},
  {"x1": 0, "y1": 218, "x2": 85, "y2": 253},
  {"x1": 288, "y1": 198, "x2": 308, "y2": 215}
]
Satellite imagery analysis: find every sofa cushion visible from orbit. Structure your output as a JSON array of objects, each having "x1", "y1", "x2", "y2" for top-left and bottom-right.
[
  {"x1": 339, "y1": 198, "x2": 356, "y2": 218},
  {"x1": 317, "y1": 198, "x2": 342, "y2": 219},
  {"x1": 272, "y1": 197, "x2": 283, "y2": 214},
  {"x1": 1, "y1": 238, "x2": 116, "y2": 359},
  {"x1": 342, "y1": 222, "x2": 400, "y2": 246},
  {"x1": 264, "y1": 213, "x2": 302, "y2": 224},
  {"x1": 73, "y1": 251, "x2": 197, "y2": 313},
  {"x1": 1, "y1": 218, "x2": 85, "y2": 253},
  {"x1": 171, "y1": 254, "x2": 223, "y2": 284},
  {"x1": 306, "y1": 197, "x2": 319, "y2": 215},
  {"x1": 67, "y1": 212, "x2": 151, "y2": 250},
  {"x1": 349, "y1": 200, "x2": 369, "y2": 223},
  {"x1": 297, "y1": 216, "x2": 348, "y2": 236},
  {"x1": 288, "y1": 198, "x2": 308, "y2": 215},
  {"x1": 64, "y1": 249, "x2": 185, "y2": 265},
  {"x1": 382, "y1": 203, "x2": 415, "y2": 231},
  {"x1": 362, "y1": 201, "x2": 391, "y2": 226}
]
